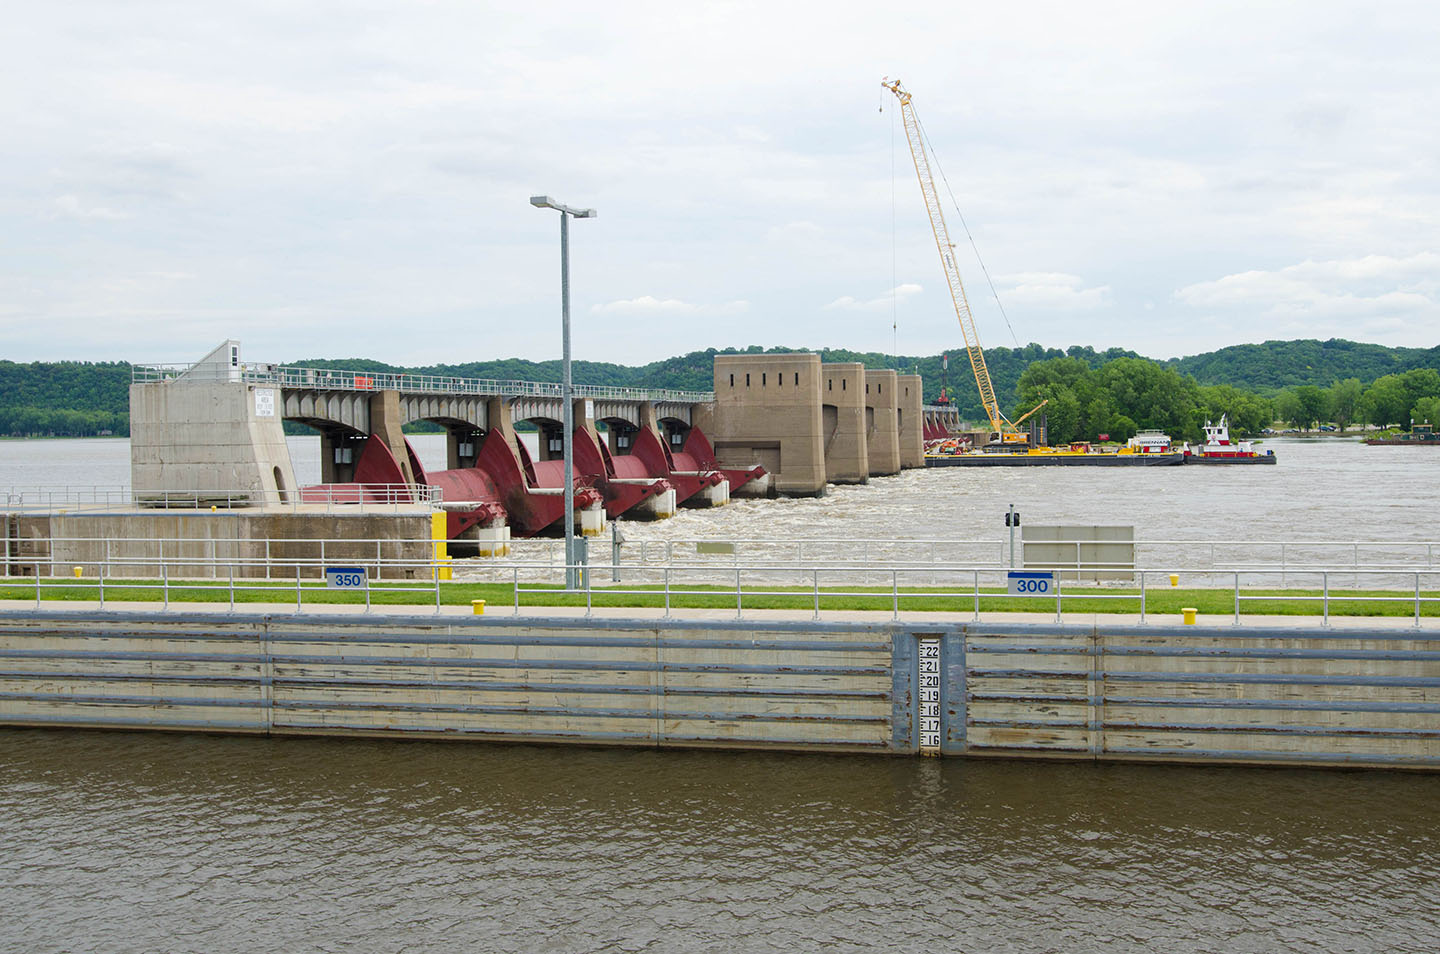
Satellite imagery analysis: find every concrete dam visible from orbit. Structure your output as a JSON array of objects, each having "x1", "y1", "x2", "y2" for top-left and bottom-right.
[{"x1": 122, "y1": 342, "x2": 928, "y2": 554}]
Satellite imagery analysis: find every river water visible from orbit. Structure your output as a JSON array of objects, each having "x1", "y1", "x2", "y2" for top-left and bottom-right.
[
  {"x1": 2, "y1": 730, "x2": 1436, "y2": 952},
  {"x1": 3, "y1": 437, "x2": 1439, "y2": 951}
]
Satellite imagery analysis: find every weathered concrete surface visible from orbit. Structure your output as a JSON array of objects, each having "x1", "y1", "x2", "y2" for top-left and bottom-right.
[
  {"x1": 0, "y1": 606, "x2": 1433, "y2": 769},
  {"x1": 821, "y1": 363, "x2": 868, "y2": 484},
  {"x1": 897, "y1": 374, "x2": 925, "y2": 468},
  {"x1": 0, "y1": 610, "x2": 898, "y2": 754},
  {"x1": 367, "y1": 390, "x2": 415, "y2": 484},
  {"x1": 131, "y1": 341, "x2": 297, "y2": 504},
  {"x1": 699, "y1": 354, "x2": 826, "y2": 496},
  {"x1": 864, "y1": 370, "x2": 901, "y2": 477},
  {"x1": 6, "y1": 509, "x2": 435, "y2": 580}
]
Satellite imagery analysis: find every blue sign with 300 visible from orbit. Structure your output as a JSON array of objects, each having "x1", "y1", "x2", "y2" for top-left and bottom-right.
[{"x1": 1006, "y1": 571, "x2": 1054, "y2": 596}]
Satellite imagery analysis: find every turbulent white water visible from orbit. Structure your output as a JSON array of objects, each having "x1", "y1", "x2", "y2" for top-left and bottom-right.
[{"x1": 3, "y1": 434, "x2": 1434, "y2": 553}]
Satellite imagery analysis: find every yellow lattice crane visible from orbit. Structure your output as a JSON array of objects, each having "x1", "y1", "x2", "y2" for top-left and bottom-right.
[{"x1": 883, "y1": 77, "x2": 1045, "y2": 445}]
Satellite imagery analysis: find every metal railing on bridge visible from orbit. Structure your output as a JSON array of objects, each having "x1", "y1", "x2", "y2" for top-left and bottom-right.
[{"x1": 132, "y1": 362, "x2": 715, "y2": 405}]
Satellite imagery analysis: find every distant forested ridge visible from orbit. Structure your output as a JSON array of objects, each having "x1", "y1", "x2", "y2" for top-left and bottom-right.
[
  {"x1": 1, "y1": 339, "x2": 1436, "y2": 438},
  {"x1": 1165, "y1": 339, "x2": 1440, "y2": 390},
  {"x1": 0, "y1": 360, "x2": 131, "y2": 437}
]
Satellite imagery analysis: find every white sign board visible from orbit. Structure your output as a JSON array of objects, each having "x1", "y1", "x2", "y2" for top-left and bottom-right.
[
  {"x1": 254, "y1": 388, "x2": 276, "y2": 417},
  {"x1": 1007, "y1": 571, "x2": 1055, "y2": 596}
]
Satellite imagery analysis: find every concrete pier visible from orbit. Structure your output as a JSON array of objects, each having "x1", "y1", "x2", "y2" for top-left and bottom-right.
[
  {"x1": 700, "y1": 354, "x2": 827, "y2": 496},
  {"x1": 130, "y1": 341, "x2": 297, "y2": 505},
  {"x1": 822, "y1": 363, "x2": 868, "y2": 484},
  {"x1": 864, "y1": 369, "x2": 901, "y2": 477},
  {"x1": 700, "y1": 353, "x2": 928, "y2": 494},
  {"x1": 898, "y1": 374, "x2": 925, "y2": 468}
]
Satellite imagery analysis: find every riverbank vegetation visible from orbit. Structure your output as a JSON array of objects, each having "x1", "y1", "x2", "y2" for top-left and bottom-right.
[{"x1": 3, "y1": 339, "x2": 1437, "y2": 440}]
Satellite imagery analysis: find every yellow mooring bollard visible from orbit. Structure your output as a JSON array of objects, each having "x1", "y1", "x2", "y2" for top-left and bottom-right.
[
  {"x1": 1181, "y1": 607, "x2": 1198, "y2": 625},
  {"x1": 72, "y1": 566, "x2": 83, "y2": 578},
  {"x1": 1169, "y1": 574, "x2": 1179, "y2": 587},
  {"x1": 471, "y1": 599, "x2": 486, "y2": 615}
]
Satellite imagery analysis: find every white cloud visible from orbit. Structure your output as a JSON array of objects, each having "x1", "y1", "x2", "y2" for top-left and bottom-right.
[
  {"x1": 996, "y1": 273, "x2": 1111, "y2": 310},
  {"x1": 1175, "y1": 254, "x2": 1439, "y2": 319},
  {"x1": 824, "y1": 283, "x2": 923, "y2": 312},
  {"x1": 1172, "y1": 253, "x2": 1440, "y2": 346},
  {"x1": 765, "y1": 220, "x2": 825, "y2": 243},
  {"x1": 53, "y1": 195, "x2": 127, "y2": 220},
  {"x1": 590, "y1": 296, "x2": 750, "y2": 317}
]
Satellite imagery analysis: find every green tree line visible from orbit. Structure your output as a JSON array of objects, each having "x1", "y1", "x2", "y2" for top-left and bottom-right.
[
  {"x1": 1013, "y1": 357, "x2": 1273, "y2": 443},
  {"x1": 0, "y1": 406, "x2": 129, "y2": 438},
  {"x1": 1272, "y1": 370, "x2": 1440, "y2": 432},
  {"x1": 2, "y1": 341, "x2": 1437, "y2": 439}
]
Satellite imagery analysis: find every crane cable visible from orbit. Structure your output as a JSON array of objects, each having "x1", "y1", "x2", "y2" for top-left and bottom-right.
[
  {"x1": 913, "y1": 114, "x2": 1021, "y2": 349},
  {"x1": 890, "y1": 95, "x2": 899, "y2": 370}
]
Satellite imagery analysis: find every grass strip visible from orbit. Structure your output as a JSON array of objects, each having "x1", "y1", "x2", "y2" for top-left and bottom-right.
[{"x1": 1, "y1": 578, "x2": 1437, "y2": 617}]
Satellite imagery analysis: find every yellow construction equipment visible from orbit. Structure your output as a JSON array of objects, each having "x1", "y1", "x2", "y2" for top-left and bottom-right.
[{"x1": 883, "y1": 77, "x2": 1045, "y2": 445}]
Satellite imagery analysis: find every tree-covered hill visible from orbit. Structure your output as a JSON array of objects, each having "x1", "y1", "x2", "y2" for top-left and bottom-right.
[
  {"x1": 0, "y1": 360, "x2": 132, "y2": 437},
  {"x1": 1165, "y1": 339, "x2": 1440, "y2": 391}
]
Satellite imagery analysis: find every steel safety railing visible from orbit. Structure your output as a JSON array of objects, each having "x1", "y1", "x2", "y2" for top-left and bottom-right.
[
  {"x1": 500, "y1": 535, "x2": 1440, "y2": 582},
  {"x1": 131, "y1": 362, "x2": 714, "y2": 405},
  {"x1": 2, "y1": 534, "x2": 445, "y2": 582},
  {"x1": 4, "y1": 554, "x2": 1437, "y2": 626},
  {"x1": 5, "y1": 554, "x2": 454, "y2": 614},
  {"x1": 2, "y1": 484, "x2": 440, "y2": 513},
  {"x1": 504, "y1": 563, "x2": 1439, "y2": 626}
]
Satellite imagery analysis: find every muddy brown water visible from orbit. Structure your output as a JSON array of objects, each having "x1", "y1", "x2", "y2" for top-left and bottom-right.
[{"x1": 2, "y1": 729, "x2": 1436, "y2": 952}]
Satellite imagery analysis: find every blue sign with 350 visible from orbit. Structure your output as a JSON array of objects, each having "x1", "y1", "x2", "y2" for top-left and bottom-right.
[{"x1": 325, "y1": 567, "x2": 367, "y2": 589}]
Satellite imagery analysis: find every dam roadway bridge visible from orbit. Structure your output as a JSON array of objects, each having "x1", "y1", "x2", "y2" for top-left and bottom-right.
[
  {"x1": 132, "y1": 358, "x2": 710, "y2": 477},
  {"x1": 129, "y1": 342, "x2": 762, "y2": 548}
]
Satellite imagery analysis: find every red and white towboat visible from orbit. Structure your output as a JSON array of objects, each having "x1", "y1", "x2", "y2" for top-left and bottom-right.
[{"x1": 1183, "y1": 415, "x2": 1276, "y2": 464}]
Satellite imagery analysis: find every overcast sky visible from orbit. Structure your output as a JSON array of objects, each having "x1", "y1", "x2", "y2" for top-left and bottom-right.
[{"x1": 2, "y1": 1, "x2": 1436, "y2": 368}]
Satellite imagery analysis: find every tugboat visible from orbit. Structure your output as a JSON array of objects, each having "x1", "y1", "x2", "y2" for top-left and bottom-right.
[{"x1": 1183, "y1": 415, "x2": 1277, "y2": 464}]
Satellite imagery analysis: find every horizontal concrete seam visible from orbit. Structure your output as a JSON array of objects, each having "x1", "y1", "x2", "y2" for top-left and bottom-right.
[
  {"x1": 0, "y1": 670, "x2": 890, "y2": 699},
  {"x1": 966, "y1": 643, "x2": 1440, "y2": 661},
  {"x1": 968, "y1": 692, "x2": 1440, "y2": 714},
  {"x1": 269, "y1": 655, "x2": 889, "y2": 676},
  {"x1": 966, "y1": 716, "x2": 1440, "y2": 739},
  {"x1": 261, "y1": 633, "x2": 894, "y2": 652},
  {"x1": 971, "y1": 669, "x2": 1440, "y2": 687},
  {"x1": 0, "y1": 713, "x2": 260, "y2": 731},
  {"x1": 0, "y1": 691, "x2": 261, "y2": 708},
  {"x1": 0, "y1": 649, "x2": 262, "y2": 663},
  {"x1": 272, "y1": 700, "x2": 888, "y2": 725}
]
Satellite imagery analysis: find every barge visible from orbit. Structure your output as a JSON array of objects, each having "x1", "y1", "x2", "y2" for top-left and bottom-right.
[{"x1": 1365, "y1": 424, "x2": 1439, "y2": 446}]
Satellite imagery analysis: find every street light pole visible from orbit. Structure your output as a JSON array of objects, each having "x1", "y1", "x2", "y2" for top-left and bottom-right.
[{"x1": 530, "y1": 195, "x2": 596, "y2": 590}]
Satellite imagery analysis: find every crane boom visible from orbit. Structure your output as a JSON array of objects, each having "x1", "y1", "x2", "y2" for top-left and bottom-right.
[{"x1": 883, "y1": 78, "x2": 1042, "y2": 443}]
